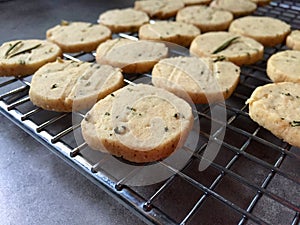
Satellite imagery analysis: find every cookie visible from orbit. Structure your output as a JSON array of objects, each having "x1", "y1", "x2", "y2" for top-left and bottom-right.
[
  {"x1": 229, "y1": 16, "x2": 291, "y2": 47},
  {"x1": 286, "y1": 30, "x2": 300, "y2": 50},
  {"x1": 266, "y1": 50, "x2": 300, "y2": 83},
  {"x1": 152, "y1": 56, "x2": 240, "y2": 103},
  {"x1": 183, "y1": 0, "x2": 212, "y2": 5},
  {"x1": 190, "y1": 31, "x2": 264, "y2": 66},
  {"x1": 0, "y1": 39, "x2": 62, "y2": 77},
  {"x1": 247, "y1": 82, "x2": 300, "y2": 148},
  {"x1": 134, "y1": 0, "x2": 184, "y2": 19},
  {"x1": 98, "y1": 8, "x2": 149, "y2": 33},
  {"x1": 96, "y1": 38, "x2": 168, "y2": 73},
  {"x1": 29, "y1": 58, "x2": 124, "y2": 112},
  {"x1": 210, "y1": 0, "x2": 257, "y2": 17},
  {"x1": 81, "y1": 84, "x2": 194, "y2": 163},
  {"x1": 46, "y1": 21, "x2": 111, "y2": 53},
  {"x1": 176, "y1": 5, "x2": 233, "y2": 32},
  {"x1": 138, "y1": 21, "x2": 200, "y2": 47}
]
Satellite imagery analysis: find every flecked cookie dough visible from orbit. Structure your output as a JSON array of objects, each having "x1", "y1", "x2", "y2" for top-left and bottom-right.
[
  {"x1": 46, "y1": 21, "x2": 111, "y2": 53},
  {"x1": 176, "y1": 5, "x2": 233, "y2": 32},
  {"x1": 98, "y1": 8, "x2": 149, "y2": 33},
  {"x1": 0, "y1": 39, "x2": 62, "y2": 77},
  {"x1": 81, "y1": 84, "x2": 194, "y2": 163},
  {"x1": 229, "y1": 16, "x2": 291, "y2": 47},
  {"x1": 190, "y1": 31, "x2": 264, "y2": 66},
  {"x1": 267, "y1": 50, "x2": 300, "y2": 83},
  {"x1": 247, "y1": 82, "x2": 300, "y2": 148}
]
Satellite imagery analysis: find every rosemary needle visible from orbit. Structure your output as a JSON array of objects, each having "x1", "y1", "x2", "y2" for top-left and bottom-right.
[
  {"x1": 8, "y1": 43, "x2": 42, "y2": 58},
  {"x1": 212, "y1": 37, "x2": 239, "y2": 54},
  {"x1": 4, "y1": 40, "x2": 22, "y2": 58}
]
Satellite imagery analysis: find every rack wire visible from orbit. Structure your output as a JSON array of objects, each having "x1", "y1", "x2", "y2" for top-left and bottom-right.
[{"x1": 0, "y1": 0, "x2": 300, "y2": 224}]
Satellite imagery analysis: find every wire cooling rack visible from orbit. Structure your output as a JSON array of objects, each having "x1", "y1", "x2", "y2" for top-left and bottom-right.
[{"x1": 0, "y1": 0, "x2": 299, "y2": 224}]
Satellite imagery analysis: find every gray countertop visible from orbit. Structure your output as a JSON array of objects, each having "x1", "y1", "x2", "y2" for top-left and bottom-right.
[{"x1": 0, "y1": 0, "x2": 145, "y2": 224}]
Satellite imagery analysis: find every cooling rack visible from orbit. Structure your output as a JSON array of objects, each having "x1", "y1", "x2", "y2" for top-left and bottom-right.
[{"x1": 0, "y1": 0, "x2": 300, "y2": 224}]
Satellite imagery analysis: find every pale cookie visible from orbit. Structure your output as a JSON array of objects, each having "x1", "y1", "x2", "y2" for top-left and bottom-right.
[
  {"x1": 183, "y1": 0, "x2": 212, "y2": 6},
  {"x1": 96, "y1": 38, "x2": 168, "y2": 73},
  {"x1": 210, "y1": 0, "x2": 257, "y2": 17},
  {"x1": 98, "y1": 8, "x2": 149, "y2": 33},
  {"x1": 250, "y1": 0, "x2": 270, "y2": 6},
  {"x1": 138, "y1": 21, "x2": 200, "y2": 47},
  {"x1": 267, "y1": 50, "x2": 300, "y2": 83},
  {"x1": 247, "y1": 82, "x2": 300, "y2": 148},
  {"x1": 81, "y1": 84, "x2": 194, "y2": 163},
  {"x1": 229, "y1": 16, "x2": 291, "y2": 47},
  {"x1": 29, "y1": 59, "x2": 124, "y2": 112},
  {"x1": 0, "y1": 39, "x2": 62, "y2": 77},
  {"x1": 286, "y1": 30, "x2": 300, "y2": 50},
  {"x1": 190, "y1": 32, "x2": 264, "y2": 66},
  {"x1": 134, "y1": 0, "x2": 184, "y2": 19},
  {"x1": 152, "y1": 56, "x2": 240, "y2": 104},
  {"x1": 46, "y1": 21, "x2": 111, "y2": 53},
  {"x1": 176, "y1": 5, "x2": 233, "y2": 32}
]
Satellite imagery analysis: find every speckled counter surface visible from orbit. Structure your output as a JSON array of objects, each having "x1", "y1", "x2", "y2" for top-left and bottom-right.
[{"x1": 0, "y1": 1, "x2": 145, "y2": 224}]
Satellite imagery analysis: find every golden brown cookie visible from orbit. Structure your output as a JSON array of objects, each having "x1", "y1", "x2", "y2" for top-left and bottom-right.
[
  {"x1": 81, "y1": 84, "x2": 194, "y2": 163},
  {"x1": 139, "y1": 21, "x2": 200, "y2": 47},
  {"x1": 267, "y1": 50, "x2": 300, "y2": 83},
  {"x1": 229, "y1": 16, "x2": 291, "y2": 47},
  {"x1": 152, "y1": 56, "x2": 240, "y2": 103},
  {"x1": 190, "y1": 32, "x2": 264, "y2": 66},
  {"x1": 98, "y1": 8, "x2": 149, "y2": 33},
  {"x1": 247, "y1": 82, "x2": 300, "y2": 148},
  {"x1": 0, "y1": 39, "x2": 62, "y2": 77},
  {"x1": 46, "y1": 21, "x2": 111, "y2": 53},
  {"x1": 134, "y1": 0, "x2": 184, "y2": 19},
  {"x1": 29, "y1": 59, "x2": 124, "y2": 112},
  {"x1": 176, "y1": 5, "x2": 233, "y2": 32},
  {"x1": 96, "y1": 38, "x2": 168, "y2": 73}
]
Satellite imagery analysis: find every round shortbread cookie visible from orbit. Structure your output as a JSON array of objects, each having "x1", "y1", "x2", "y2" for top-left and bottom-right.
[
  {"x1": 96, "y1": 38, "x2": 168, "y2": 73},
  {"x1": 229, "y1": 16, "x2": 291, "y2": 47},
  {"x1": 190, "y1": 32, "x2": 264, "y2": 66},
  {"x1": 98, "y1": 8, "x2": 149, "y2": 33},
  {"x1": 46, "y1": 21, "x2": 111, "y2": 53},
  {"x1": 176, "y1": 5, "x2": 233, "y2": 33},
  {"x1": 266, "y1": 50, "x2": 300, "y2": 83},
  {"x1": 29, "y1": 58, "x2": 124, "y2": 112},
  {"x1": 0, "y1": 39, "x2": 62, "y2": 77},
  {"x1": 250, "y1": 0, "x2": 270, "y2": 6},
  {"x1": 210, "y1": 0, "x2": 257, "y2": 17},
  {"x1": 81, "y1": 84, "x2": 194, "y2": 163},
  {"x1": 247, "y1": 82, "x2": 300, "y2": 148},
  {"x1": 152, "y1": 56, "x2": 240, "y2": 103},
  {"x1": 134, "y1": 0, "x2": 184, "y2": 19},
  {"x1": 286, "y1": 30, "x2": 300, "y2": 51},
  {"x1": 183, "y1": 0, "x2": 212, "y2": 6},
  {"x1": 138, "y1": 21, "x2": 200, "y2": 47}
]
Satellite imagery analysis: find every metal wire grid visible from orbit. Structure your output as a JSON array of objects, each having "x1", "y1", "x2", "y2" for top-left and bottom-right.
[{"x1": 0, "y1": 0, "x2": 300, "y2": 224}]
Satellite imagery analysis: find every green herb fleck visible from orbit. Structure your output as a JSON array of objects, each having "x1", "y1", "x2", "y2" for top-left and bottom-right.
[
  {"x1": 127, "y1": 106, "x2": 136, "y2": 112},
  {"x1": 8, "y1": 43, "x2": 42, "y2": 58},
  {"x1": 282, "y1": 92, "x2": 291, "y2": 96},
  {"x1": 5, "y1": 40, "x2": 22, "y2": 58},
  {"x1": 290, "y1": 121, "x2": 300, "y2": 127},
  {"x1": 212, "y1": 37, "x2": 239, "y2": 54},
  {"x1": 104, "y1": 112, "x2": 110, "y2": 116},
  {"x1": 213, "y1": 55, "x2": 226, "y2": 62},
  {"x1": 164, "y1": 127, "x2": 169, "y2": 132},
  {"x1": 51, "y1": 84, "x2": 58, "y2": 89}
]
